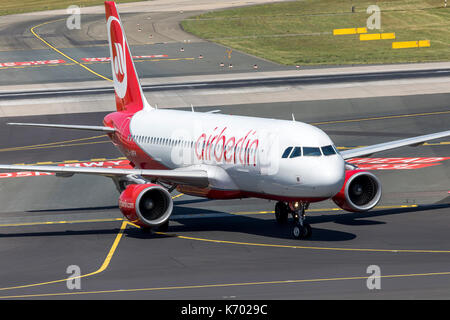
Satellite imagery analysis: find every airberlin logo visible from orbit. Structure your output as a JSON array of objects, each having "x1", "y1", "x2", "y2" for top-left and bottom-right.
[
  {"x1": 113, "y1": 42, "x2": 125, "y2": 82},
  {"x1": 195, "y1": 127, "x2": 259, "y2": 166},
  {"x1": 119, "y1": 199, "x2": 134, "y2": 209},
  {"x1": 107, "y1": 16, "x2": 127, "y2": 99}
]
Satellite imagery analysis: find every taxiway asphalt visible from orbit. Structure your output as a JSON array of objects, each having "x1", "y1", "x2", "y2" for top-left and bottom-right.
[
  {"x1": 0, "y1": 0, "x2": 449, "y2": 300},
  {"x1": 0, "y1": 96, "x2": 448, "y2": 299}
]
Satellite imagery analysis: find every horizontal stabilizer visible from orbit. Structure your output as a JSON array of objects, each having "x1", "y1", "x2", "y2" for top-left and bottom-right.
[{"x1": 8, "y1": 123, "x2": 116, "y2": 132}]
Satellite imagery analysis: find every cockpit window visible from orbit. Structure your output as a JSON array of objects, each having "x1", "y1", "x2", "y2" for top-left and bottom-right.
[
  {"x1": 321, "y1": 145, "x2": 336, "y2": 156},
  {"x1": 290, "y1": 147, "x2": 302, "y2": 158},
  {"x1": 282, "y1": 147, "x2": 293, "y2": 158},
  {"x1": 303, "y1": 147, "x2": 321, "y2": 156}
]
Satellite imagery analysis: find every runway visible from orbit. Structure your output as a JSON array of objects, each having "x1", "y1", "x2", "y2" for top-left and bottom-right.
[
  {"x1": 2, "y1": 67, "x2": 450, "y2": 100},
  {"x1": 0, "y1": 0, "x2": 449, "y2": 300}
]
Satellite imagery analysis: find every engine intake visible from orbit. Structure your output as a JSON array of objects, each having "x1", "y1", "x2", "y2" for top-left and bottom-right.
[
  {"x1": 119, "y1": 184, "x2": 173, "y2": 227},
  {"x1": 332, "y1": 170, "x2": 382, "y2": 212}
]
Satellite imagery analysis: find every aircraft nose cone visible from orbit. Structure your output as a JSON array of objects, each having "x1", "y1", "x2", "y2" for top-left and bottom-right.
[{"x1": 316, "y1": 157, "x2": 345, "y2": 196}]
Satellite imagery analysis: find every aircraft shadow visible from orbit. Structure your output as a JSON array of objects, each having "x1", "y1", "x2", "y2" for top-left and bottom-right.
[
  {"x1": 1, "y1": 202, "x2": 448, "y2": 242},
  {"x1": 322, "y1": 203, "x2": 450, "y2": 226},
  {"x1": 27, "y1": 205, "x2": 119, "y2": 213},
  {"x1": 0, "y1": 227, "x2": 122, "y2": 238},
  {"x1": 127, "y1": 202, "x2": 450, "y2": 242}
]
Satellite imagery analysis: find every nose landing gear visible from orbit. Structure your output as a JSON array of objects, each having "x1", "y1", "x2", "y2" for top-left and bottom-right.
[
  {"x1": 275, "y1": 201, "x2": 312, "y2": 239},
  {"x1": 291, "y1": 205, "x2": 312, "y2": 240}
]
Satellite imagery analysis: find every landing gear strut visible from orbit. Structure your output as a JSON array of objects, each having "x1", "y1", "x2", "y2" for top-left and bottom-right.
[
  {"x1": 291, "y1": 203, "x2": 312, "y2": 240},
  {"x1": 274, "y1": 201, "x2": 312, "y2": 239}
]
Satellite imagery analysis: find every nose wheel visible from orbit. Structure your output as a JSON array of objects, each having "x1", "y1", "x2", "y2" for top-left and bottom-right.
[
  {"x1": 274, "y1": 201, "x2": 312, "y2": 239},
  {"x1": 291, "y1": 203, "x2": 312, "y2": 239},
  {"x1": 292, "y1": 221, "x2": 312, "y2": 240}
]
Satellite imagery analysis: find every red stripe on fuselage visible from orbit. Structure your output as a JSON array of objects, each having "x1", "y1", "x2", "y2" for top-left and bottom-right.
[{"x1": 176, "y1": 185, "x2": 327, "y2": 202}]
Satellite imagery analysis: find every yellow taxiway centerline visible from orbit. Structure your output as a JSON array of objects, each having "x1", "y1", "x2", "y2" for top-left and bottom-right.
[
  {"x1": 0, "y1": 199, "x2": 448, "y2": 298},
  {"x1": 311, "y1": 110, "x2": 450, "y2": 126},
  {"x1": 2, "y1": 270, "x2": 450, "y2": 299},
  {"x1": 168, "y1": 232, "x2": 450, "y2": 253},
  {"x1": 0, "y1": 220, "x2": 128, "y2": 292},
  {"x1": 0, "y1": 135, "x2": 108, "y2": 153},
  {"x1": 30, "y1": 19, "x2": 112, "y2": 82},
  {"x1": 0, "y1": 204, "x2": 417, "y2": 229},
  {"x1": 0, "y1": 194, "x2": 184, "y2": 291}
]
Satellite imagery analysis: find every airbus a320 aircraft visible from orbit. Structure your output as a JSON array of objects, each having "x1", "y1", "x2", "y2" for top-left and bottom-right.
[{"x1": 2, "y1": 1, "x2": 449, "y2": 239}]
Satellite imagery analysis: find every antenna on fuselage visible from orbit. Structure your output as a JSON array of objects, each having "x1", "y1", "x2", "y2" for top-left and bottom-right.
[
  {"x1": 191, "y1": 104, "x2": 195, "y2": 112},
  {"x1": 292, "y1": 113, "x2": 296, "y2": 122}
]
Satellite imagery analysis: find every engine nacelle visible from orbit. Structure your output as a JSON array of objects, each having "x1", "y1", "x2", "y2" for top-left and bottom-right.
[
  {"x1": 332, "y1": 170, "x2": 382, "y2": 212},
  {"x1": 119, "y1": 184, "x2": 173, "y2": 227}
]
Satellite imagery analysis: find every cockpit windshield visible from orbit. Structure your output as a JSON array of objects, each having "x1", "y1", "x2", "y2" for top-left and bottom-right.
[
  {"x1": 303, "y1": 147, "x2": 321, "y2": 157},
  {"x1": 282, "y1": 147, "x2": 293, "y2": 158},
  {"x1": 321, "y1": 145, "x2": 336, "y2": 156},
  {"x1": 282, "y1": 145, "x2": 338, "y2": 158},
  {"x1": 290, "y1": 147, "x2": 302, "y2": 158}
]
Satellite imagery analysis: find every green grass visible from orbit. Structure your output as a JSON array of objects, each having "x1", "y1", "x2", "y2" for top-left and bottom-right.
[
  {"x1": 181, "y1": 0, "x2": 450, "y2": 65},
  {"x1": 0, "y1": 0, "x2": 146, "y2": 16}
]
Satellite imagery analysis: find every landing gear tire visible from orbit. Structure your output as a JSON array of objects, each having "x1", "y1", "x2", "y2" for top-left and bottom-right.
[
  {"x1": 292, "y1": 222, "x2": 312, "y2": 240},
  {"x1": 275, "y1": 202, "x2": 289, "y2": 224},
  {"x1": 157, "y1": 220, "x2": 169, "y2": 232}
]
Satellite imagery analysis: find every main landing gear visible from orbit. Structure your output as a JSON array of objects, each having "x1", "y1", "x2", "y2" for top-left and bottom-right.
[{"x1": 275, "y1": 201, "x2": 312, "y2": 240}]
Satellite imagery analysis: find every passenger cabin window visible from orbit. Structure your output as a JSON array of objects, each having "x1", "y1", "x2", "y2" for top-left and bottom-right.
[
  {"x1": 290, "y1": 147, "x2": 302, "y2": 158},
  {"x1": 282, "y1": 147, "x2": 293, "y2": 158},
  {"x1": 321, "y1": 145, "x2": 336, "y2": 156},
  {"x1": 303, "y1": 147, "x2": 322, "y2": 157}
]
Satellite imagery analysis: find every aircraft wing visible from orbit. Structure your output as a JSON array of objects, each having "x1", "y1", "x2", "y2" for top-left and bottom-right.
[
  {"x1": 0, "y1": 164, "x2": 209, "y2": 187},
  {"x1": 340, "y1": 130, "x2": 450, "y2": 160}
]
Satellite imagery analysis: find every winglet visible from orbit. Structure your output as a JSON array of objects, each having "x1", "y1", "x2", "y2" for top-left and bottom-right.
[{"x1": 105, "y1": 1, "x2": 152, "y2": 113}]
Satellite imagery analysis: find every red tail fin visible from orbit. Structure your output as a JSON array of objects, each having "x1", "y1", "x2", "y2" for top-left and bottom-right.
[{"x1": 105, "y1": 1, "x2": 152, "y2": 113}]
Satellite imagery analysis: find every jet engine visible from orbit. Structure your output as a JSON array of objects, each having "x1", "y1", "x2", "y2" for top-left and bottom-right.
[
  {"x1": 119, "y1": 184, "x2": 173, "y2": 227},
  {"x1": 332, "y1": 170, "x2": 382, "y2": 212}
]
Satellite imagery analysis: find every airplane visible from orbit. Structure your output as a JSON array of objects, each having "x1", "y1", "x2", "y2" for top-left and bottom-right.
[{"x1": 1, "y1": 1, "x2": 449, "y2": 239}]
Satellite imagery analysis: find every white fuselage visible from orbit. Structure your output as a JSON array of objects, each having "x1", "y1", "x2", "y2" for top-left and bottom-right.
[{"x1": 129, "y1": 109, "x2": 346, "y2": 200}]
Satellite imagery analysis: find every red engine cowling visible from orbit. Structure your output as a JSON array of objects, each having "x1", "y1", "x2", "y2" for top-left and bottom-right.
[
  {"x1": 332, "y1": 170, "x2": 382, "y2": 212},
  {"x1": 119, "y1": 184, "x2": 173, "y2": 227}
]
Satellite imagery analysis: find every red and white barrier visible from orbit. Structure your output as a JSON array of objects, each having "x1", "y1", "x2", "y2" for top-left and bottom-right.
[
  {"x1": 0, "y1": 160, "x2": 132, "y2": 179},
  {"x1": 0, "y1": 59, "x2": 66, "y2": 68},
  {"x1": 347, "y1": 157, "x2": 450, "y2": 164},
  {"x1": 82, "y1": 55, "x2": 168, "y2": 62}
]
